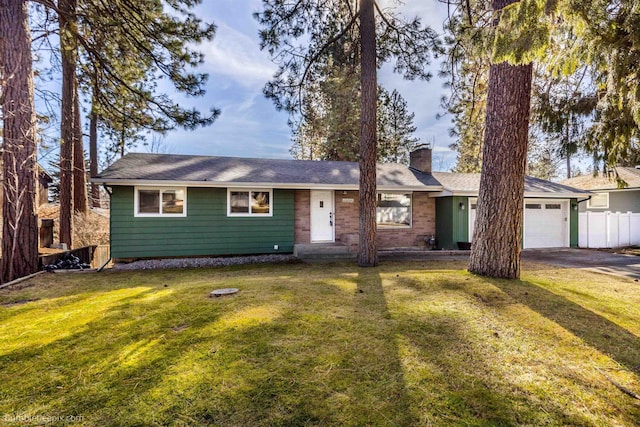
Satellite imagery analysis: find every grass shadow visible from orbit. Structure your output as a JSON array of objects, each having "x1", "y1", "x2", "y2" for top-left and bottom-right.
[
  {"x1": 489, "y1": 278, "x2": 640, "y2": 371},
  {"x1": 386, "y1": 273, "x2": 603, "y2": 426}
]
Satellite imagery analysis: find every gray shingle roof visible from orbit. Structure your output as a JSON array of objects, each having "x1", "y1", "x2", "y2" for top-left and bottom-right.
[
  {"x1": 560, "y1": 167, "x2": 640, "y2": 190},
  {"x1": 94, "y1": 153, "x2": 589, "y2": 197},
  {"x1": 94, "y1": 153, "x2": 442, "y2": 189},
  {"x1": 432, "y1": 172, "x2": 591, "y2": 197}
]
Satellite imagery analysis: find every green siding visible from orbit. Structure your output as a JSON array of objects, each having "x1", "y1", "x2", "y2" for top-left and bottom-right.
[
  {"x1": 435, "y1": 197, "x2": 469, "y2": 250},
  {"x1": 570, "y1": 198, "x2": 579, "y2": 248},
  {"x1": 110, "y1": 187, "x2": 295, "y2": 259}
]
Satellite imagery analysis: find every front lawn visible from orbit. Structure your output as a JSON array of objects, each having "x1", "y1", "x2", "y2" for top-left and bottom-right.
[{"x1": 1, "y1": 261, "x2": 639, "y2": 426}]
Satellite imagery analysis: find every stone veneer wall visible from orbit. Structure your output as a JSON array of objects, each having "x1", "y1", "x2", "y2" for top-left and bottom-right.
[
  {"x1": 293, "y1": 190, "x2": 311, "y2": 244},
  {"x1": 334, "y1": 190, "x2": 436, "y2": 250}
]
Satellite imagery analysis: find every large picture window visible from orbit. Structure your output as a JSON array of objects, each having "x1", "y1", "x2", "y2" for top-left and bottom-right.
[
  {"x1": 228, "y1": 189, "x2": 272, "y2": 216},
  {"x1": 135, "y1": 187, "x2": 186, "y2": 217},
  {"x1": 376, "y1": 192, "x2": 412, "y2": 228}
]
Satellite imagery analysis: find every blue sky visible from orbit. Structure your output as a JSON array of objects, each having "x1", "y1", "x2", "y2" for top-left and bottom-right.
[{"x1": 158, "y1": 0, "x2": 457, "y2": 170}]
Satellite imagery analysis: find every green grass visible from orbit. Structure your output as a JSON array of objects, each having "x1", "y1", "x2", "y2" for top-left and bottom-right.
[{"x1": 1, "y1": 261, "x2": 639, "y2": 426}]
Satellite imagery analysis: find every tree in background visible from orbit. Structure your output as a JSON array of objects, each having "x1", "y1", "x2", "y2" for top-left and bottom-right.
[
  {"x1": 0, "y1": 0, "x2": 39, "y2": 283},
  {"x1": 75, "y1": 0, "x2": 219, "y2": 205},
  {"x1": 256, "y1": 0, "x2": 439, "y2": 266},
  {"x1": 377, "y1": 88, "x2": 419, "y2": 164},
  {"x1": 439, "y1": 0, "x2": 492, "y2": 173},
  {"x1": 442, "y1": 0, "x2": 639, "y2": 178},
  {"x1": 28, "y1": 0, "x2": 219, "y2": 220},
  {"x1": 58, "y1": 0, "x2": 79, "y2": 247},
  {"x1": 290, "y1": 84, "x2": 420, "y2": 164}
]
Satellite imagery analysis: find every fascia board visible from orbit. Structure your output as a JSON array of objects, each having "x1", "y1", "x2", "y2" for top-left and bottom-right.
[{"x1": 91, "y1": 178, "x2": 443, "y2": 192}]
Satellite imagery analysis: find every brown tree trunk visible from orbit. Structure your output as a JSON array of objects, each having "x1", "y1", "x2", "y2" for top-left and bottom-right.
[
  {"x1": 59, "y1": 0, "x2": 77, "y2": 247},
  {"x1": 73, "y1": 83, "x2": 88, "y2": 213},
  {"x1": 358, "y1": 0, "x2": 378, "y2": 267},
  {"x1": 0, "y1": 0, "x2": 39, "y2": 283},
  {"x1": 468, "y1": 0, "x2": 533, "y2": 279},
  {"x1": 89, "y1": 104, "x2": 100, "y2": 208}
]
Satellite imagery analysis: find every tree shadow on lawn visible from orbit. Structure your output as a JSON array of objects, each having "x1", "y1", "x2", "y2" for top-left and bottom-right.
[
  {"x1": 387, "y1": 274, "x2": 613, "y2": 426},
  {"x1": 4, "y1": 263, "x2": 639, "y2": 425},
  {"x1": 489, "y1": 277, "x2": 640, "y2": 372},
  {"x1": 149, "y1": 269, "x2": 421, "y2": 426},
  {"x1": 0, "y1": 267, "x2": 418, "y2": 426}
]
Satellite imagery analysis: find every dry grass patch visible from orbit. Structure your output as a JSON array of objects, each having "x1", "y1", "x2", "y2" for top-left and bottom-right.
[{"x1": 0, "y1": 261, "x2": 638, "y2": 426}]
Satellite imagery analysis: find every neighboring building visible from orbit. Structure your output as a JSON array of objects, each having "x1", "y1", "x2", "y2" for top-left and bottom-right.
[
  {"x1": 93, "y1": 149, "x2": 589, "y2": 261},
  {"x1": 0, "y1": 162, "x2": 53, "y2": 255},
  {"x1": 561, "y1": 167, "x2": 640, "y2": 248},
  {"x1": 561, "y1": 167, "x2": 640, "y2": 213}
]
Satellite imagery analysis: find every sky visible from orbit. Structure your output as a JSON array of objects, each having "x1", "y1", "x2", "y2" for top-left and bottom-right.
[{"x1": 156, "y1": 0, "x2": 458, "y2": 171}]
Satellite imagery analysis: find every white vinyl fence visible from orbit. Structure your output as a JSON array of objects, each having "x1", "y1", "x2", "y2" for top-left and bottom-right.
[{"x1": 579, "y1": 211, "x2": 640, "y2": 248}]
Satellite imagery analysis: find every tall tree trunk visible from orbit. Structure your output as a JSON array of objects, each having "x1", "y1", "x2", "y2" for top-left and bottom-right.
[
  {"x1": 73, "y1": 83, "x2": 87, "y2": 213},
  {"x1": 59, "y1": 0, "x2": 77, "y2": 247},
  {"x1": 0, "y1": 0, "x2": 39, "y2": 283},
  {"x1": 468, "y1": 0, "x2": 533, "y2": 279},
  {"x1": 358, "y1": 0, "x2": 378, "y2": 267},
  {"x1": 89, "y1": 103, "x2": 100, "y2": 208}
]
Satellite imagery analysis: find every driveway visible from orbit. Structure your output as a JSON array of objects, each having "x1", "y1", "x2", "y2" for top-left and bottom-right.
[{"x1": 522, "y1": 248, "x2": 640, "y2": 281}]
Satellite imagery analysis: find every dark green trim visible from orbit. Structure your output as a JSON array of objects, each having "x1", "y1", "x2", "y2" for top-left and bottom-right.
[
  {"x1": 435, "y1": 197, "x2": 469, "y2": 250},
  {"x1": 570, "y1": 198, "x2": 579, "y2": 248},
  {"x1": 110, "y1": 186, "x2": 294, "y2": 259}
]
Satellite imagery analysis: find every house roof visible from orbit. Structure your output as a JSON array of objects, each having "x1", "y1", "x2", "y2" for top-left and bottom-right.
[
  {"x1": 93, "y1": 153, "x2": 442, "y2": 191},
  {"x1": 559, "y1": 167, "x2": 640, "y2": 190},
  {"x1": 431, "y1": 172, "x2": 591, "y2": 198},
  {"x1": 94, "y1": 152, "x2": 589, "y2": 197}
]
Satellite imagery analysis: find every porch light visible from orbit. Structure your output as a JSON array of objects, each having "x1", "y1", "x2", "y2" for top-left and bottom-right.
[{"x1": 459, "y1": 202, "x2": 465, "y2": 210}]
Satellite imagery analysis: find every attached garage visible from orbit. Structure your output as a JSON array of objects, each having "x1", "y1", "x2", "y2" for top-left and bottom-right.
[
  {"x1": 523, "y1": 200, "x2": 569, "y2": 248},
  {"x1": 432, "y1": 172, "x2": 588, "y2": 250},
  {"x1": 469, "y1": 199, "x2": 570, "y2": 249}
]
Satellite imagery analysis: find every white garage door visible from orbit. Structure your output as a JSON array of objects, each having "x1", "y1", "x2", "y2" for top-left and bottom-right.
[
  {"x1": 469, "y1": 199, "x2": 569, "y2": 249},
  {"x1": 523, "y1": 200, "x2": 569, "y2": 248}
]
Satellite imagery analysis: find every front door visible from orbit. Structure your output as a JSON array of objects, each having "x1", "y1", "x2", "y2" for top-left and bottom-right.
[{"x1": 310, "y1": 190, "x2": 334, "y2": 242}]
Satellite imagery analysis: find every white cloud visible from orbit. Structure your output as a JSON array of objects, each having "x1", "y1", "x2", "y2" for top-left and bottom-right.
[{"x1": 203, "y1": 21, "x2": 276, "y2": 89}]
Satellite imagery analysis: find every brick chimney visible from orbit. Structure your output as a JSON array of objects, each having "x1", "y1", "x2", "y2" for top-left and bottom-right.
[{"x1": 409, "y1": 147, "x2": 432, "y2": 174}]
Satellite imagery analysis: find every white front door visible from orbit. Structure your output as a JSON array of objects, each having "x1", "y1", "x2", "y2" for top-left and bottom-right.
[{"x1": 310, "y1": 190, "x2": 334, "y2": 242}]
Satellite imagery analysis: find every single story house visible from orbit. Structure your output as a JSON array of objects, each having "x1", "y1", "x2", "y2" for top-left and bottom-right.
[
  {"x1": 560, "y1": 167, "x2": 640, "y2": 248},
  {"x1": 93, "y1": 148, "x2": 589, "y2": 261},
  {"x1": 560, "y1": 167, "x2": 640, "y2": 213}
]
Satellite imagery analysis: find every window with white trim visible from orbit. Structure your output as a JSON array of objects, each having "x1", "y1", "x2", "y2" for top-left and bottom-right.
[
  {"x1": 587, "y1": 192, "x2": 609, "y2": 209},
  {"x1": 135, "y1": 187, "x2": 186, "y2": 217},
  {"x1": 376, "y1": 192, "x2": 412, "y2": 228},
  {"x1": 228, "y1": 189, "x2": 272, "y2": 216}
]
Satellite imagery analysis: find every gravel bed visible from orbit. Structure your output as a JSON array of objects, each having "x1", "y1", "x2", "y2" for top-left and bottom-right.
[{"x1": 112, "y1": 254, "x2": 298, "y2": 271}]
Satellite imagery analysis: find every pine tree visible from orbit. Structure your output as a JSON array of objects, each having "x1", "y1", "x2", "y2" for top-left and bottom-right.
[
  {"x1": 0, "y1": 0, "x2": 39, "y2": 283},
  {"x1": 377, "y1": 89, "x2": 419, "y2": 164},
  {"x1": 256, "y1": 0, "x2": 439, "y2": 266},
  {"x1": 467, "y1": 0, "x2": 535, "y2": 279}
]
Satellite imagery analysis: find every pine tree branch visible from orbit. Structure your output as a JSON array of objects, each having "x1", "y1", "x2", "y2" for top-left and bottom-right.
[{"x1": 297, "y1": 10, "x2": 360, "y2": 114}]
